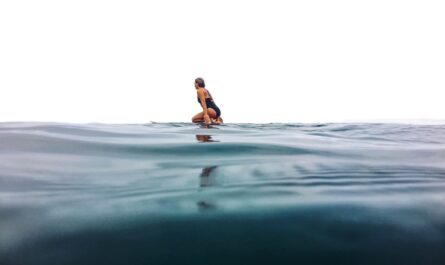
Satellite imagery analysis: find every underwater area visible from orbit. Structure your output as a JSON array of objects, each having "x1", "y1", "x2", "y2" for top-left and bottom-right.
[{"x1": 0, "y1": 122, "x2": 444, "y2": 265}]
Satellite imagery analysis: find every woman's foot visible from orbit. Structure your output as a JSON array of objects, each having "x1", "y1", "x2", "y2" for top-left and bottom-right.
[{"x1": 210, "y1": 117, "x2": 223, "y2": 124}]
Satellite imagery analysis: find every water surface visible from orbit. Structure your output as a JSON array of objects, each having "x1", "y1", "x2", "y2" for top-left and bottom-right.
[{"x1": 1, "y1": 122, "x2": 445, "y2": 265}]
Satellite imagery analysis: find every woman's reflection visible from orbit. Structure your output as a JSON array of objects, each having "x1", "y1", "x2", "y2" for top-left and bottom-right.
[
  {"x1": 197, "y1": 166, "x2": 218, "y2": 211},
  {"x1": 196, "y1": 134, "x2": 219, "y2": 142},
  {"x1": 200, "y1": 166, "x2": 218, "y2": 187},
  {"x1": 195, "y1": 134, "x2": 219, "y2": 211}
]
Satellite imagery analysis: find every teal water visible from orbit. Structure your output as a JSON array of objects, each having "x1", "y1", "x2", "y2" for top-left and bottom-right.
[{"x1": 1, "y1": 122, "x2": 445, "y2": 265}]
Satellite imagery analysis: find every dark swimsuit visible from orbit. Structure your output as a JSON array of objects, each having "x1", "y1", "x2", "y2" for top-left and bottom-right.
[{"x1": 197, "y1": 90, "x2": 221, "y2": 118}]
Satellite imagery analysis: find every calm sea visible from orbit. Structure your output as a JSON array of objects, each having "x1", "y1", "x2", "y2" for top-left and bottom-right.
[{"x1": 1, "y1": 122, "x2": 445, "y2": 265}]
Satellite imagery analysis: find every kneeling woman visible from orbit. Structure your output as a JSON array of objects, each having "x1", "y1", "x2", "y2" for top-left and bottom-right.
[{"x1": 192, "y1": 77, "x2": 224, "y2": 124}]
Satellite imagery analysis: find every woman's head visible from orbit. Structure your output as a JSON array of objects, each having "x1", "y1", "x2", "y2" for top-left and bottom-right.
[{"x1": 195, "y1": 77, "x2": 205, "y2": 88}]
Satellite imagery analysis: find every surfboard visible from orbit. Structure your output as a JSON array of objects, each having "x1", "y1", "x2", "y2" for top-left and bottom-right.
[{"x1": 198, "y1": 122, "x2": 221, "y2": 128}]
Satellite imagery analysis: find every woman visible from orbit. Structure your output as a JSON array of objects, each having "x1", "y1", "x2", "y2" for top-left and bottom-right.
[{"x1": 192, "y1": 77, "x2": 224, "y2": 124}]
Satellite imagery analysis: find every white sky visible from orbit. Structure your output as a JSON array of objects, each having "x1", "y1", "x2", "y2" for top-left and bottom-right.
[{"x1": 1, "y1": 0, "x2": 444, "y2": 123}]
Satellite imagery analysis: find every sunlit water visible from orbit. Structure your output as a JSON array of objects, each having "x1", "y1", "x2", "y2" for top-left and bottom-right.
[{"x1": 1, "y1": 122, "x2": 445, "y2": 265}]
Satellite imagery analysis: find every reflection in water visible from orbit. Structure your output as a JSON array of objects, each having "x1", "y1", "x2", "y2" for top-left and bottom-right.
[
  {"x1": 195, "y1": 134, "x2": 220, "y2": 211},
  {"x1": 196, "y1": 134, "x2": 219, "y2": 142},
  {"x1": 197, "y1": 166, "x2": 218, "y2": 211},
  {"x1": 197, "y1": 200, "x2": 217, "y2": 210},
  {"x1": 200, "y1": 166, "x2": 218, "y2": 188}
]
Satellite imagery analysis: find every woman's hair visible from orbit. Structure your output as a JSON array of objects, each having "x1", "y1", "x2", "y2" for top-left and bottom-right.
[{"x1": 195, "y1": 77, "x2": 205, "y2": 88}]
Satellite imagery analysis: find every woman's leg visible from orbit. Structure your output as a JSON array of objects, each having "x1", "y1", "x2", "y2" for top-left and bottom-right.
[
  {"x1": 192, "y1": 112, "x2": 204, "y2": 123},
  {"x1": 192, "y1": 108, "x2": 217, "y2": 123}
]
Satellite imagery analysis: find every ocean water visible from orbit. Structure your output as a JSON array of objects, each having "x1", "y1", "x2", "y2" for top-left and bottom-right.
[{"x1": 1, "y1": 122, "x2": 445, "y2": 265}]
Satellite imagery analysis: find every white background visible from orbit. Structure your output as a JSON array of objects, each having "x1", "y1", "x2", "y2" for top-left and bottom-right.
[{"x1": 1, "y1": 0, "x2": 444, "y2": 124}]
